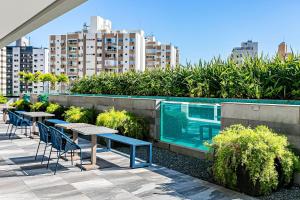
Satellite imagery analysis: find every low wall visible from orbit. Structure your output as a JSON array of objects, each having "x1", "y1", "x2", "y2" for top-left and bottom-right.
[
  {"x1": 31, "y1": 94, "x2": 162, "y2": 139},
  {"x1": 221, "y1": 102, "x2": 300, "y2": 152}
]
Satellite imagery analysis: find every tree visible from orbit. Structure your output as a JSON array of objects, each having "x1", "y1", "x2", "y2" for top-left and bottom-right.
[
  {"x1": 56, "y1": 74, "x2": 69, "y2": 93},
  {"x1": 19, "y1": 71, "x2": 35, "y2": 93},
  {"x1": 39, "y1": 73, "x2": 57, "y2": 93}
]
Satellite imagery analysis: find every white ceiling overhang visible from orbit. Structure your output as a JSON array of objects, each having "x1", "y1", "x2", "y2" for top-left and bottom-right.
[{"x1": 0, "y1": 0, "x2": 87, "y2": 48}]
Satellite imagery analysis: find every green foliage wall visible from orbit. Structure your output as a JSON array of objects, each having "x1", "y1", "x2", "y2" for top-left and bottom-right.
[{"x1": 71, "y1": 56, "x2": 300, "y2": 100}]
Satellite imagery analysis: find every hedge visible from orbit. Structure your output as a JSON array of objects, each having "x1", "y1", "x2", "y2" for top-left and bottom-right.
[{"x1": 71, "y1": 55, "x2": 300, "y2": 100}]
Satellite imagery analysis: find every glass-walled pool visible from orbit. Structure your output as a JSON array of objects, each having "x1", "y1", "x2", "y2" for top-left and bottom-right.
[{"x1": 160, "y1": 101, "x2": 221, "y2": 151}]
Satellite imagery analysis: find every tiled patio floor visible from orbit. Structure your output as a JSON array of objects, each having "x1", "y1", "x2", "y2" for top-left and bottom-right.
[{"x1": 0, "y1": 113, "x2": 256, "y2": 200}]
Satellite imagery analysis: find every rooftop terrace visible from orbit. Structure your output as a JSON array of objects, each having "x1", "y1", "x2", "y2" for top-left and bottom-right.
[{"x1": 0, "y1": 112, "x2": 255, "y2": 200}]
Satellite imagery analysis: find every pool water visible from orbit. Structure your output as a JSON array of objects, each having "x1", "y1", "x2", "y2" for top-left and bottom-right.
[{"x1": 160, "y1": 101, "x2": 221, "y2": 151}]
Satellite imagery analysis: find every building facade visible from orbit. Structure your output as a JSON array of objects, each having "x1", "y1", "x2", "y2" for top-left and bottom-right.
[
  {"x1": 50, "y1": 16, "x2": 146, "y2": 81},
  {"x1": 50, "y1": 16, "x2": 180, "y2": 81},
  {"x1": 3, "y1": 39, "x2": 49, "y2": 96},
  {"x1": 145, "y1": 36, "x2": 179, "y2": 69},
  {"x1": 231, "y1": 40, "x2": 258, "y2": 64},
  {"x1": 0, "y1": 48, "x2": 6, "y2": 95},
  {"x1": 277, "y1": 42, "x2": 292, "y2": 60}
]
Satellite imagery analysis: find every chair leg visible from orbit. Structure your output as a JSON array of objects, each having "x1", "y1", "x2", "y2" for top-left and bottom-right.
[
  {"x1": 71, "y1": 150, "x2": 73, "y2": 165},
  {"x1": 54, "y1": 152, "x2": 61, "y2": 175},
  {"x1": 8, "y1": 125, "x2": 14, "y2": 139},
  {"x1": 47, "y1": 146, "x2": 53, "y2": 169},
  {"x1": 41, "y1": 144, "x2": 47, "y2": 164},
  {"x1": 35, "y1": 141, "x2": 41, "y2": 160},
  {"x1": 80, "y1": 149, "x2": 83, "y2": 172},
  {"x1": 25, "y1": 126, "x2": 28, "y2": 136}
]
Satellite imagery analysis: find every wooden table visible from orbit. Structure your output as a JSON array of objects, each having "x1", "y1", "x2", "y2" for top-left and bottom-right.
[
  {"x1": 56, "y1": 123, "x2": 118, "y2": 170},
  {"x1": 21, "y1": 112, "x2": 55, "y2": 136}
]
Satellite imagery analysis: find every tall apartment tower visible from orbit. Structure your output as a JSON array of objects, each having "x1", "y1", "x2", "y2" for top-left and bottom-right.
[
  {"x1": 3, "y1": 38, "x2": 49, "y2": 96},
  {"x1": 145, "y1": 36, "x2": 179, "y2": 69},
  {"x1": 277, "y1": 42, "x2": 291, "y2": 59},
  {"x1": 50, "y1": 16, "x2": 146, "y2": 81},
  {"x1": 0, "y1": 48, "x2": 6, "y2": 95},
  {"x1": 231, "y1": 40, "x2": 258, "y2": 64}
]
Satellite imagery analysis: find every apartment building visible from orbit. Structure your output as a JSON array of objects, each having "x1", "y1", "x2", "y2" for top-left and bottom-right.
[
  {"x1": 145, "y1": 36, "x2": 179, "y2": 69},
  {"x1": 0, "y1": 48, "x2": 6, "y2": 95},
  {"x1": 277, "y1": 42, "x2": 292, "y2": 60},
  {"x1": 231, "y1": 40, "x2": 258, "y2": 64},
  {"x1": 2, "y1": 38, "x2": 49, "y2": 96},
  {"x1": 50, "y1": 16, "x2": 146, "y2": 80}
]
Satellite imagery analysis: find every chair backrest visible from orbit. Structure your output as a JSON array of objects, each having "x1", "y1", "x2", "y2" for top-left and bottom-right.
[
  {"x1": 8, "y1": 111, "x2": 18, "y2": 126},
  {"x1": 49, "y1": 127, "x2": 63, "y2": 151},
  {"x1": 37, "y1": 122, "x2": 49, "y2": 143}
]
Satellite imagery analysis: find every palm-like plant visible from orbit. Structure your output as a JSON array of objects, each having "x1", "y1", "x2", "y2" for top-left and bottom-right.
[
  {"x1": 39, "y1": 73, "x2": 57, "y2": 94},
  {"x1": 56, "y1": 74, "x2": 69, "y2": 94}
]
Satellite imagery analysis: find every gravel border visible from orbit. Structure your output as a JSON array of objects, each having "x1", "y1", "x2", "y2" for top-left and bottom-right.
[{"x1": 115, "y1": 145, "x2": 300, "y2": 200}]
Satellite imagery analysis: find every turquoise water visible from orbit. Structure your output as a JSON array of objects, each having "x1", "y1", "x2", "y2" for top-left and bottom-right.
[{"x1": 160, "y1": 101, "x2": 221, "y2": 151}]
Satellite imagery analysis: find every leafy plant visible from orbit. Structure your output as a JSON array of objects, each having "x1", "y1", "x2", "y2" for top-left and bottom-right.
[
  {"x1": 0, "y1": 95, "x2": 7, "y2": 104},
  {"x1": 96, "y1": 108, "x2": 148, "y2": 139},
  {"x1": 56, "y1": 74, "x2": 69, "y2": 93},
  {"x1": 30, "y1": 102, "x2": 48, "y2": 112},
  {"x1": 207, "y1": 124, "x2": 300, "y2": 196},
  {"x1": 71, "y1": 55, "x2": 300, "y2": 100},
  {"x1": 10, "y1": 99, "x2": 31, "y2": 111},
  {"x1": 19, "y1": 71, "x2": 35, "y2": 93},
  {"x1": 46, "y1": 103, "x2": 65, "y2": 119},
  {"x1": 39, "y1": 73, "x2": 57, "y2": 93},
  {"x1": 63, "y1": 106, "x2": 97, "y2": 124}
]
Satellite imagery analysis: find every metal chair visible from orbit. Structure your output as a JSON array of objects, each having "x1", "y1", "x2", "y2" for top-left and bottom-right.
[
  {"x1": 35, "y1": 122, "x2": 51, "y2": 164},
  {"x1": 8, "y1": 111, "x2": 32, "y2": 139},
  {"x1": 47, "y1": 127, "x2": 83, "y2": 175}
]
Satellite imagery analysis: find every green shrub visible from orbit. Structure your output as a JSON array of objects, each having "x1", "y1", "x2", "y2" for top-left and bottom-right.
[
  {"x1": 46, "y1": 103, "x2": 65, "y2": 119},
  {"x1": 71, "y1": 55, "x2": 300, "y2": 100},
  {"x1": 30, "y1": 102, "x2": 48, "y2": 111},
  {"x1": 208, "y1": 124, "x2": 300, "y2": 196},
  {"x1": 63, "y1": 106, "x2": 97, "y2": 124},
  {"x1": 10, "y1": 99, "x2": 31, "y2": 111},
  {"x1": 0, "y1": 95, "x2": 7, "y2": 104},
  {"x1": 96, "y1": 108, "x2": 148, "y2": 139}
]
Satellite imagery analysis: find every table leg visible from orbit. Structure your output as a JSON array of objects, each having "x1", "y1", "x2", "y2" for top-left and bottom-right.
[
  {"x1": 3, "y1": 111, "x2": 7, "y2": 123},
  {"x1": 73, "y1": 132, "x2": 78, "y2": 144},
  {"x1": 30, "y1": 118, "x2": 37, "y2": 139},
  {"x1": 76, "y1": 135, "x2": 98, "y2": 170}
]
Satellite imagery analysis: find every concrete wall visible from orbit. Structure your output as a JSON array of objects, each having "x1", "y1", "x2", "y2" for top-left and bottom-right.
[
  {"x1": 221, "y1": 102, "x2": 300, "y2": 152},
  {"x1": 31, "y1": 94, "x2": 162, "y2": 139}
]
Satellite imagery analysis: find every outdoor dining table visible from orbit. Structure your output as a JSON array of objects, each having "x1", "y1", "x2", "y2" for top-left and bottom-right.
[
  {"x1": 21, "y1": 112, "x2": 55, "y2": 136},
  {"x1": 55, "y1": 123, "x2": 118, "y2": 170}
]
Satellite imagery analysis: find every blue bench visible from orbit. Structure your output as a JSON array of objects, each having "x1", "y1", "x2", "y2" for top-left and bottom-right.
[
  {"x1": 97, "y1": 133, "x2": 152, "y2": 169},
  {"x1": 45, "y1": 119, "x2": 69, "y2": 132},
  {"x1": 45, "y1": 119, "x2": 69, "y2": 125}
]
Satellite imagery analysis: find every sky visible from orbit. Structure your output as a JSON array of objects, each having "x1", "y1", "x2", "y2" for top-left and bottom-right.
[{"x1": 28, "y1": 0, "x2": 300, "y2": 64}]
